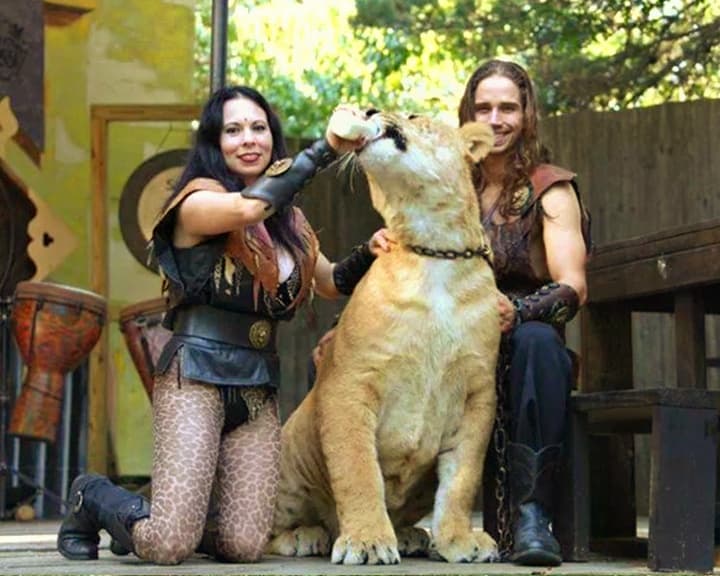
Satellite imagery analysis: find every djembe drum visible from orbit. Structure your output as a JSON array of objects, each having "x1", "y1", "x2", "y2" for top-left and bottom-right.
[
  {"x1": 119, "y1": 297, "x2": 171, "y2": 401},
  {"x1": 10, "y1": 281, "x2": 106, "y2": 443}
]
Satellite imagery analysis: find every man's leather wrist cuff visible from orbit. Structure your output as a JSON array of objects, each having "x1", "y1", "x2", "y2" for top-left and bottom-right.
[
  {"x1": 241, "y1": 138, "x2": 338, "y2": 212},
  {"x1": 333, "y1": 242, "x2": 376, "y2": 296},
  {"x1": 513, "y1": 282, "x2": 580, "y2": 327}
]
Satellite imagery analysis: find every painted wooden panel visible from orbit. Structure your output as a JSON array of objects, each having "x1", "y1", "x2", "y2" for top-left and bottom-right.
[{"x1": 0, "y1": 0, "x2": 44, "y2": 158}]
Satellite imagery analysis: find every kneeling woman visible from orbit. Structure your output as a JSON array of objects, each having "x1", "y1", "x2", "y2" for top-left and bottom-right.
[{"x1": 57, "y1": 87, "x2": 386, "y2": 565}]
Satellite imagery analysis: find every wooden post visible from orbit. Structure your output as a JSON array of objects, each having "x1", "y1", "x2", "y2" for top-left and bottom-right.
[
  {"x1": 649, "y1": 405, "x2": 716, "y2": 571},
  {"x1": 88, "y1": 107, "x2": 108, "y2": 473},
  {"x1": 88, "y1": 105, "x2": 200, "y2": 473},
  {"x1": 580, "y1": 304, "x2": 636, "y2": 543},
  {"x1": 554, "y1": 407, "x2": 590, "y2": 561},
  {"x1": 674, "y1": 289, "x2": 706, "y2": 389}
]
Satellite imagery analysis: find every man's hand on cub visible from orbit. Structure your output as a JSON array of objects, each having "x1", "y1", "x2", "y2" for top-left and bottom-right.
[
  {"x1": 497, "y1": 292, "x2": 516, "y2": 333},
  {"x1": 368, "y1": 227, "x2": 395, "y2": 256}
]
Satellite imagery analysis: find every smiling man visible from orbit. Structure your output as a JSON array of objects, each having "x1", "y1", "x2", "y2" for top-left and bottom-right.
[{"x1": 458, "y1": 59, "x2": 591, "y2": 567}]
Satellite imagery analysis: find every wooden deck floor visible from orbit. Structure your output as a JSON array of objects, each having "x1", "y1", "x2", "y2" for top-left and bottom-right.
[{"x1": 0, "y1": 519, "x2": 690, "y2": 576}]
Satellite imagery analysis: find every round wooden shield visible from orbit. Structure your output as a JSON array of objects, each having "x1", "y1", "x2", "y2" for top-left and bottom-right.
[{"x1": 118, "y1": 149, "x2": 189, "y2": 273}]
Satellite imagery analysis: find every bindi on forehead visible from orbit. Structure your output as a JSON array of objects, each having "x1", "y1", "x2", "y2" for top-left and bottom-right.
[
  {"x1": 224, "y1": 98, "x2": 268, "y2": 119},
  {"x1": 223, "y1": 115, "x2": 269, "y2": 130},
  {"x1": 226, "y1": 117, "x2": 263, "y2": 124}
]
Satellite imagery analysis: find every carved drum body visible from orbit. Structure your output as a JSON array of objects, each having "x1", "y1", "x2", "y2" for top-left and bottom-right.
[
  {"x1": 10, "y1": 281, "x2": 106, "y2": 443},
  {"x1": 119, "y1": 297, "x2": 171, "y2": 402}
]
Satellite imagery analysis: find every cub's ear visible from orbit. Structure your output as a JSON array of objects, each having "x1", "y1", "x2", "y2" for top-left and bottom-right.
[{"x1": 459, "y1": 121, "x2": 493, "y2": 163}]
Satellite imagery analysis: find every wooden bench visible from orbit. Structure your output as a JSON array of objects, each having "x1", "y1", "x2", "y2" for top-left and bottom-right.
[
  {"x1": 562, "y1": 219, "x2": 720, "y2": 572},
  {"x1": 555, "y1": 388, "x2": 719, "y2": 572}
]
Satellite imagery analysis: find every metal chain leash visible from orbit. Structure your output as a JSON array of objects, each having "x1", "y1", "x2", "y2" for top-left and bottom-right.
[
  {"x1": 493, "y1": 341, "x2": 513, "y2": 559},
  {"x1": 409, "y1": 244, "x2": 493, "y2": 266}
]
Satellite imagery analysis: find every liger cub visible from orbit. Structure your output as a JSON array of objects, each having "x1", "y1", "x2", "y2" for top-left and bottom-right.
[{"x1": 268, "y1": 111, "x2": 501, "y2": 565}]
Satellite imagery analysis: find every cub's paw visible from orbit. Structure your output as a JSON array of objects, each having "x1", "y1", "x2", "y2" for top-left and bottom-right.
[
  {"x1": 331, "y1": 533, "x2": 400, "y2": 565},
  {"x1": 429, "y1": 530, "x2": 498, "y2": 563},
  {"x1": 396, "y1": 526, "x2": 430, "y2": 557},
  {"x1": 267, "y1": 526, "x2": 330, "y2": 557}
]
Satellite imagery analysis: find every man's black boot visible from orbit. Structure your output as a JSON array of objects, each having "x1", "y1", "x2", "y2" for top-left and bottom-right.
[
  {"x1": 58, "y1": 473, "x2": 150, "y2": 560},
  {"x1": 508, "y1": 442, "x2": 562, "y2": 566}
]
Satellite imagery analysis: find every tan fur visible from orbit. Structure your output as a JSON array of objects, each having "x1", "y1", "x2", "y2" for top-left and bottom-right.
[{"x1": 269, "y1": 114, "x2": 501, "y2": 564}]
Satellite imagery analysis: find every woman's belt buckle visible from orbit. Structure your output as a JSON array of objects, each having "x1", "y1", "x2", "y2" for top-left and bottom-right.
[{"x1": 248, "y1": 319, "x2": 273, "y2": 349}]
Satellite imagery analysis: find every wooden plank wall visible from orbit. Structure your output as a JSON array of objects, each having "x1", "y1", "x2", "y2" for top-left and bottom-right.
[
  {"x1": 541, "y1": 99, "x2": 720, "y2": 393},
  {"x1": 278, "y1": 101, "x2": 720, "y2": 512},
  {"x1": 542, "y1": 99, "x2": 720, "y2": 514}
]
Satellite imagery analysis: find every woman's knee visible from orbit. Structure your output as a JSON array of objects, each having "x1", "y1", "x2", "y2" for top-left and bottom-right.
[
  {"x1": 216, "y1": 535, "x2": 267, "y2": 563},
  {"x1": 145, "y1": 534, "x2": 201, "y2": 565}
]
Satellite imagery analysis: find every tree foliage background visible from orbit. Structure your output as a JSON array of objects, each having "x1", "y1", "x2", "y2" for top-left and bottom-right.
[{"x1": 194, "y1": 0, "x2": 720, "y2": 138}]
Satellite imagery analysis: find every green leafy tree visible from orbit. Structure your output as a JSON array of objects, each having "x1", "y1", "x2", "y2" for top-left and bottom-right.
[
  {"x1": 193, "y1": 0, "x2": 719, "y2": 136},
  {"x1": 353, "y1": 0, "x2": 720, "y2": 113},
  {"x1": 194, "y1": 0, "x2": 468, "y2": 137}
]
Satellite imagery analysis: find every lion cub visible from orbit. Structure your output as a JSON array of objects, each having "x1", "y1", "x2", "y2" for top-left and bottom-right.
[{"x1": 269, "y1": 112, "x2": 500, "y2": 564}]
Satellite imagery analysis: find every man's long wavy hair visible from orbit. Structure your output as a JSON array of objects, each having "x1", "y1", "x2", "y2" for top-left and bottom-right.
[
  {"x1": 167, "y1": 85, "x2": 303, "y2": 252},
  {"x1": 458, "y1": 60, "x2": 544, "y2": 219}
]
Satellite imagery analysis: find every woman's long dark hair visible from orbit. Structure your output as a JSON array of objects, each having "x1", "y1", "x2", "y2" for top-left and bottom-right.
[
  {"x1": 458, "y1": 60, "x2": 544, "y2": 218},
  {"x1": 168, "y1": 85, "x2": 303, "y2": 252}
]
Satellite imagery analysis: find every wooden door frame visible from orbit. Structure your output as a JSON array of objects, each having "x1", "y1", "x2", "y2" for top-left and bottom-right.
[{"x1": 88, "y1": 104, "x2": 199, "y2": 472}]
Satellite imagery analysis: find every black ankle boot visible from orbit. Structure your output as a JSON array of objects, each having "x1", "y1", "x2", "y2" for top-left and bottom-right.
[
  {"x1": 508, "y1": 442, "x2": 562, "y2": 566},
  {"x1": 57, "y1": 473, "x2": 150, "y2": 560},
  {"x1": 57, "y1": 474, "x2": 103, "y2": 560}
]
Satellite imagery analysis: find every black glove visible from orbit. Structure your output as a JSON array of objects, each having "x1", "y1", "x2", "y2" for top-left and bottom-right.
[
  {"x1": 333, "y1": 242, "x2": 376, "y2": 296},
  {"x1": 513, "y1": 282, "x2": 580, "y2": 327},
  {"x1": 242, "y1": 138, "x2": 337, "y2": 212}
]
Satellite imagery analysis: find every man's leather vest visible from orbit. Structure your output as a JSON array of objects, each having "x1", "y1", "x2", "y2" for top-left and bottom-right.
[{"x1": 484, "y1": 164, "x2": 591, "y2": 300}]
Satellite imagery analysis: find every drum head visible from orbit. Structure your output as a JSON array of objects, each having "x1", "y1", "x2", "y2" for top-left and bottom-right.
[
  {"x1": 119, "y1": 149, "x2": 189, "y2": 274},
  {"x1": 14, "y1": 281, "x2": 107, "y2": 316},
  {"x1": 119, "y1": 297, "x2": 168, "y2": 324}
]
